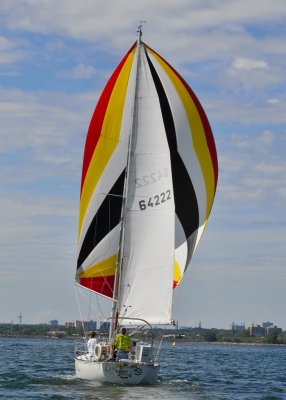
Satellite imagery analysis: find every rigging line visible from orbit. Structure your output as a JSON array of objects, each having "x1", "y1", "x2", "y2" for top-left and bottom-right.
[
  {"x1": 100, "y1": 192, "x2": 123, "y2": 197},
  {"x1": 108, "y1": 196, "x2": 111, "y2": 241},
  {"x1": 128, "y1": 324, "x2": 145, "y2": 337},
  {"x1": 93, "y1": 217, "x2": 97, "y2": 248},
  {"x1": 74, "y1": 283, "x2": 88, "y2": 343},
  {"x1": 87, "y1": 289, "x2": 92, "y2": 322},
  {"x1": 74, "y1": 281, "x2": 116, "y2": 302},
  {"x1": 154, "y1": 335, "x2": 164, "y2": 364},
  {"x1": 96, "y1": 265, "x2": 115, "y2": 302},
  {"x1": 86, "y1": 298, "x2": 102, "y2": 320},
  {"x1": 95, "y1": 294, "x2": 107, "y2": 321},
  {"x1": 75, "y1": 283, "x2": 104, "y2": 316}
]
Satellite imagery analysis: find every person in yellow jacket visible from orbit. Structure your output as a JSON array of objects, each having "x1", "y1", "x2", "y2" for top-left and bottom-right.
[{"x1": 114, "y1": 327, "x2": 132, "y2": 361}]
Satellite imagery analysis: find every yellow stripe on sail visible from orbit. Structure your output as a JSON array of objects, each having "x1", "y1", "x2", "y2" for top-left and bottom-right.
[
  {"x1": 79, "y1": 255, "x2": 117, "y2": 278},
  {"x1": 148, "y1": 49, "x2": 215, "y2": 219},
  {"x1": 78, "y1": 50, "x2": 135, "y2": 239},
  {"x1": 174, "y1": 259, "x2": 182, "y2": 285}
]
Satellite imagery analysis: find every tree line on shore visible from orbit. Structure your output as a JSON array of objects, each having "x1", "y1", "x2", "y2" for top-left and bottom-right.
[{"x1": 0, "y1": 323, "x2": 285, "y2": 345}]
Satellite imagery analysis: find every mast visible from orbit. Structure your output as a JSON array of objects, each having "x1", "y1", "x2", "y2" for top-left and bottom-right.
[{"x1": 108, "y1": 26, "x2": 142, "y2": 340}]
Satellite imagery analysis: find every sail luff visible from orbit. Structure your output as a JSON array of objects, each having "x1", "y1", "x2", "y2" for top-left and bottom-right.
[{"x1": 109, "y1": 34, "x2": 142, "y2": 337}]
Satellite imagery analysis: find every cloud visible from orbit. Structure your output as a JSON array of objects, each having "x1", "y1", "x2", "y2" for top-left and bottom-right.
[
  {"x1": 207, "y1": 97, "x2": 286, "y2": 124},
  {"x1": 0, "y1": 0, "x2": 285, "y2": 62},
  {"x1": 267, "y1": 98, "x2": 279, "y2": 105},
  {"x1": 232, "y1": 57, "x2": 268, "y2": 70},
  {"x1": 2, "y1": 0, "x2": 286, "y2": 35},
  {"x1": 0, "y1": 35, "x2": 27, "y2": 64},
  {"x1": 218, "y1": 130, "x2": 286, "y2": 210},
  {"x1": 60, "y1": 63, "x2": 97, "y2": 79},
  {"x1": 259, "y1": 130, "x2": 274, "y2": 143},
  {"x1": 0, "y1": 86, "x2": 97, "y2": 151},
  {"x1": 277, "y1": 187, "x2": 286, "y2": 198}
]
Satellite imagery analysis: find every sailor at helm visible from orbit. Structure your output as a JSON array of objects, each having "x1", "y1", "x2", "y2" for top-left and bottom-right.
[{"x1": 114, "y1": 327, "x2": 132, "y2": 361}]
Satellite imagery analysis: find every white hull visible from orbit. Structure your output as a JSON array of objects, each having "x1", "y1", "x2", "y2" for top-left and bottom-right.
[{"x1": 75, "y1": 357, "x2": 159, "y2": 385}]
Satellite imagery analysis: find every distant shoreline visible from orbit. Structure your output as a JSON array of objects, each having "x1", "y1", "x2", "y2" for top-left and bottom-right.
[{"x1": 1, "y1": 334, "x2": 286, "y2": 346}]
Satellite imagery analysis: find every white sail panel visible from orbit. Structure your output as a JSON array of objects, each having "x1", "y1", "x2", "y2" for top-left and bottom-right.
[{"x1": 119, "y1": 45, "x2": 175, "y2": 324}]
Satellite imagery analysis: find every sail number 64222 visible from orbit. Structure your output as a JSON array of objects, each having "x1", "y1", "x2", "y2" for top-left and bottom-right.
[{"x1": 139, "y1": 190, "x2": 171, "y2": 210}]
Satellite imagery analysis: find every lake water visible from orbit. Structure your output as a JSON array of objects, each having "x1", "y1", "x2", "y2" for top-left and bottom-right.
[{"x1": 0, "y1": 337, "x2": 286, "y2": 399}]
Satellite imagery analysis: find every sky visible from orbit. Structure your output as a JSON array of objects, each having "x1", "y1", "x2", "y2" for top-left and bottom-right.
[{"x1": 0, "y1": 0, "x2": 286, "y2": 330}]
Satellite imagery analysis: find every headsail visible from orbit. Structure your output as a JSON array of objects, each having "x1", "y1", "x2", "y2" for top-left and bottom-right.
[
  {"x1": 118, "y1": 39, "x2": 175, "y2": 324},
  {"x1": 76, "y1": 37, "x2": 218, "y2": 320}
]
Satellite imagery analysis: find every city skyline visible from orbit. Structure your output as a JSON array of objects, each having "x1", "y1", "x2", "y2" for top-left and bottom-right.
[
  {"x1": 3, "y1": 313, "x2": 285, "y2": 332},
  {"x1": 0, "y1": 1, "x2": 285, "y2": 330}
]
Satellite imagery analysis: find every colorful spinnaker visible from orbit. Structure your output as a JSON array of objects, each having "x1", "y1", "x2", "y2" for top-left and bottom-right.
[{"x1": 76, "y1": 37, "x2": 218, "y2": 325}]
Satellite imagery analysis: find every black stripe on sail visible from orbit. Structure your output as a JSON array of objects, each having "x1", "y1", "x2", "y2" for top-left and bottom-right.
[
  {"x1": 145, "y1": 48, "x2": 199, "y2": 264},
  {"x1": 77, "y1": 170, "x2": 125, "y2": 269}
]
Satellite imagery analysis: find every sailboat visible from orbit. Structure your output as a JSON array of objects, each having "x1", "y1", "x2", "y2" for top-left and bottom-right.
[{"x1": 74, "y1": 26, "x2": 218, "y2": 384}]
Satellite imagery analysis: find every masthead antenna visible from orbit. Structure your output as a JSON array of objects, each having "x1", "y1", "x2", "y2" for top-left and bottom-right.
[{"x1": 137, "y1": 20, "x2": 146, "y2": 44}]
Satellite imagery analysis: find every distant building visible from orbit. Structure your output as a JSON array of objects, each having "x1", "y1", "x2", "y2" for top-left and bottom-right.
[
  {"x1": 231, "y1": 322, "x2": 245, "y2": 332},
  {"x1": 250, "y1": 324, "x2": 265, "y2": 336},
  {"x1": 49, "y1": 320, "x2": 59, "y2": 327},
  {"x1": 100, "y1": 321, "x2": 110, "y2": 333},
  {"x1": 65, "y1": 321, "x2": 76, "y2": 329},
  {"x1": 266, "y1": 326, "x2": 282, "y2": 335},
  {"x1": 262, "y1": 322, "x2": 273, "y2": 329},
  {"x1": 249, "y1": 322, "x2": 283, "y2": 336},
  {"x1": 88, "y1": 320, "x2": 97, "y2": 330},
  {"x1": 75, "y1": 320, "x2": 97, "y2": 331}
]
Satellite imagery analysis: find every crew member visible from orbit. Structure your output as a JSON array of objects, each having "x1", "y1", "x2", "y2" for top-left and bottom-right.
[
  {"x1": 87, "y1": 331, "x2": 98, "y2": 356},
  {"x1": 114, "y1": 327, "x2": 132, "y2": 361}
]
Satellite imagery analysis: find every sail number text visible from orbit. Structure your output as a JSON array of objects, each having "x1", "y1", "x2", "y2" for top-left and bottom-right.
[
  {"x1": 135, "y1": 168, "x2": 169, "y2": 188},
  {"x1": 139, "y1": 190, "x2": 171, "y2": 210}
]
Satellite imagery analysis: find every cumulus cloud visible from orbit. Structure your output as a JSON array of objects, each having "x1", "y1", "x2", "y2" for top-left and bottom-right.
[
  {"x1": 218, "y1": 130, "x2": 286, "y2": 209},
  {"x1": 232, "y1": 57, "x2": 268, "y2": 70},
  {"x1": 0, "y1": 35, "x2": 27, "y2": 64},
  {"x1": 60, "y1": 63, "x2": 97, "y2": 79},
  {"x1": 0, "y1": 0, "x2": 285, "y2": 63},
  {"x1": 267, "y1": 98, "x2": 279, "y2": 105},
  {"x1": 0, "y1": 87, "x2": 97, "y2": 151},
  {"x1": 207, "y1": 97, "x2": 286, "y2": 124}
]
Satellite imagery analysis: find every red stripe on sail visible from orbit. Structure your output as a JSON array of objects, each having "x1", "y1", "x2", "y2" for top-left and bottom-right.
[
  {"x1": 80, "y1": 44, "x2": 136, "y2": 194},
  {"x1": 80, "y1": 276, "x2": 115, "y2": 299}
]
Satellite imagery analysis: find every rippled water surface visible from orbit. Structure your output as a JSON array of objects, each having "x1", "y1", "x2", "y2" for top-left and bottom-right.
[{"x1": 0, "y1": 337, "x2": 286, "y2": 399}]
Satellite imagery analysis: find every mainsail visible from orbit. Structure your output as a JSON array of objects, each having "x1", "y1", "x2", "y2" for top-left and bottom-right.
[{"x1": 76, "y1": 35, "x2": 218, "y2": 325}]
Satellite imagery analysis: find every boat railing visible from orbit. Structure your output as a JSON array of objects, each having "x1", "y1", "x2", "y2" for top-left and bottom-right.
[
  {"x1": 74, "y1": 338, "x2": 87, "y2": 357},
  {"x1": 74, "y1": 335, "x2": 161, "y2": 365}
]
